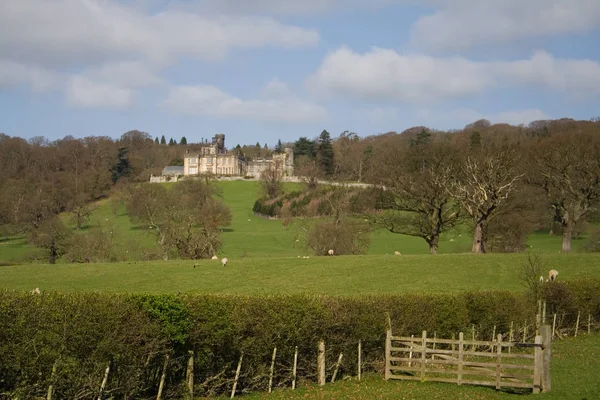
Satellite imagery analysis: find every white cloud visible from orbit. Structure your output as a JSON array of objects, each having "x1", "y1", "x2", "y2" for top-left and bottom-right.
[
  {"x1": 164, "y1": 82, "x2": 328, "y2": 123},
  {"x1": 309, "y1": 47, "x2": 600, "y2": 103},
  {"x1": 411, "y1": 0, "x2": 600, "y2": 51},
  {"x1": 0, "y1": 59, "x2": 58, "y2": 92},
  {"x1": 261, "y1": 78, "x2": 293, "y2": 98},
  {"x1": 0, "y1": 1, "x2": 319, "y2": 68},
  {"x1": 66, "y1": 76, "x2": 134, "y2": 109}
]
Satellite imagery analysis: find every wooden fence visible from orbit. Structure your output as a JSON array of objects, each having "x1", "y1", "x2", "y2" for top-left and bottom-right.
[{"x1": 385, "y1": 325, "x2": 552, "y2": 393}]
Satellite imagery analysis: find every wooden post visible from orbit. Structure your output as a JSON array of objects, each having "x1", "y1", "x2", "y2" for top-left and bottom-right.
[
  {"x1": 432, "y1": 332, "x2": 436, "y2": 361},
  {"x1": 268, "y1": 347, "x2": 277, "y2": 393},
  {"x1": 318, "y1": 341, "x2": 326, "y2": 386},
  {"x1": 495, "y1": 334, "x2": 503, "y2": 390},
  {"x1": 542, "y1": 301, "x2": 547, "y2": 325},
  {"x1": 292, "y1": 346, "x2": 298, "y2": 390},
  {"x1": 98, "y1": 362, "x2": 111, "y2": 400},
  {"x1": 230, "y1": 352, "x2": 243, "y2": 399},
  {"x1": 523, "y1": 321, "x2": 528, "y2": 343},
  {"x1": 540, "y1": 325, "x2": 551, "y2": 392},
  {"x1": 47, "y1": 359, "x2": 58, "y2": 400},
  {"x1": 385, "y1": 330, "x2": 392, "y2": 380},
  {"x1": 357, "y1": 340, "x2": 362, "y2": 381},
  {"x1": 536, "y1": 300, "x2": 542, "y2": 330},
  {"x1": 588, "y1": 314, "x2": 591, "y2": 335},
  {"x1": 157, "y1": 355, "x2": 169, "y2": 400},
  {"x1": 509, "y1": 321, "x2": 514, "y2": 354},
  {"x1": 420, "y1": 331, "x2": 427, "y2": 382},
  {"x1": 552, "y1": 314, "x2": 557, "y2": 339},
  {"x1": 331, "y1": 353, "x2": 343, "y2": 383},
  {"x1": 457, "y1": 332, "x2": 463, "y2": 386},
  {"x1": 491, "y1": 325, "x2": 496, "y2": 352},
  {"x1": 186, "y1": 351, "x2": 194, "y2": 400},
  {"x1": 575, "y1": 311, "x2": 580, "y2": 337},
  {"x1": 471, "y1": 324, "x2": 476, "y2": 352},
  {"x1": 408, "y1": 334, "x2": 414, "y2": 367},
  {"x1": 533, "y1": 335, "x2": 542, "y2": 394}
]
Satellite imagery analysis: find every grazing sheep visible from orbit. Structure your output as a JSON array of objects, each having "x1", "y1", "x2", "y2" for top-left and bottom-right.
[
  {"x1": 328, "y1": 249, "x2": 334, "y2": 256},
  {"x1": 211, "y1": 255, "x2": 218, "y2": 260},
  {"x1": 394, "y1": 251, "x2": 401, "y2": 256},
  {"x1": 548, "y1": 269, "x2": 559, "y2": 282},
  {"x1": 221, "y1": 257, "x2": 228, "y2": 267},
  {"x1": 32, "y1": 287, "x2": 40, "y2": 295}
]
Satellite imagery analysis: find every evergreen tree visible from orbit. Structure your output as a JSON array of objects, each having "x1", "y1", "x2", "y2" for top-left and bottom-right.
[
  {"x1": 294, "y1": 137, "x2": 316, "y2": 159},
  {"x1": 160, "y1": 135, "x2": 166, "y2": 145},
  {"x1": 410, "y1": 129, "x2": 432, "y2": 147},
  {"x1": 316, "y1": 130, "x2": 335, "y2": 177},
  {"x1": 168, "y1": 138, "x2": 175, "y2": 146},
  {"x1": 110, "y1": 147, "x2": 132, "y2": 183},
  {"x1": 154, "y1": 137, "x2": 159, "y2": 145},
  {"x1": 275, "y1": 139, "x2": 284, "y2": 153},
  {"x1": 180, "y1": 136, "x2": 188, "y2": 145}
]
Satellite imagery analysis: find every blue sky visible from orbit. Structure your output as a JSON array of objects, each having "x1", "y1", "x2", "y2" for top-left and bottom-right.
[{"x1": 1, "y1": 0, "x2": 599, "y2": 147}]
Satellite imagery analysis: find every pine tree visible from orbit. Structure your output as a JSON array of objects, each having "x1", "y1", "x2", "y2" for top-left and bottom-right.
[
  {"x1": 168, "y1": 138, "x2": 175, "y2": 146},
  {"x1": 275, "y1": 139, "x2": 283, "y2": 153},
  {"x1": 316, "y1": 130, "x2": 335, "y2": 177},
  {"x1": 160, "y1": 135, "x2": 166, "y2": 145},
  {"x1": 154, "y1": 137, "x2": 159, "y2": 145},
  {"x1": 180, "y1": 136, "x2": 188, "y2": 145}
]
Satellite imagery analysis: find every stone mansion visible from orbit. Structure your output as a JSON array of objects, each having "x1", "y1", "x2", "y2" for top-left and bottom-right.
[{"x1": 152, "y1": 134, "x2": 294, "y2": 182}]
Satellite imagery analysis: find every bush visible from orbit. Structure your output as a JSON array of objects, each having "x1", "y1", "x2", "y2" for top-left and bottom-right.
[{"x1": 307, "y1": 219, "x2": 371, "y2": 255}]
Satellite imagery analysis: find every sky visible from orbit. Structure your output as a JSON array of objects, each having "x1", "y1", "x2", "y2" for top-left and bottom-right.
[{"x1": 1, "y1": 0, "x2": 600, "y2": 147}]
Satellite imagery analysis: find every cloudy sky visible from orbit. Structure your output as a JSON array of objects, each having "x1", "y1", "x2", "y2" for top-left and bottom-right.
[{"x1": 1, "y1": 0, "x2": 599, "y2": 146}]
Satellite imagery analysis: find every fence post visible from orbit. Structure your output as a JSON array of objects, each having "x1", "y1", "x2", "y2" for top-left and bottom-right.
[
  {"x1": 157, "y1": 355, "x2": 169, "y2": 400},
  {"x1": 575, "y1": 311, "x2": 581, "y2": 337},
  {"x1": 533, "y1": 335, "x2": 542, "y2": 394},
  {"x1": 357, "y1": 340, "x2": 362, "y2": 381},
  {"x1": 385, "y1": 330, "x2": 392, "y2": 380},
  {"x1": 98, "y1": 362, "x2": 111, "y2": 400},
  {"x1": 491, "y1": 325, "x2": 496, "y2": 352},
  {"x1": 523, "y1": 321, "x2": 528, "y2": 343},
  {"x1": 318, "y1": 340, "x2": 326, "y2": 386},
  {"x1": 552, "y1": 314, "x2": 557, "y2": 339},
  {"x1": 432, "y1": 332, "x2": 436, "y2": 361},
  {"x1": 331, "y1": 353, "x2": 343, "y2": 383},
  {"x1": 540, "y1": 325, "x2": 552, "y2": 392},
  {"x1": 230, "y1": 352, "x2": 243, "y2": 399},
  {"x1": 542, "y1": 301, "x2": 547, "y2": 325},
  {"x1": 458, "y1": 332, "x2": 463, "y2": 386},
  {"x1": 588, "y1": 314, "x2": 591, "y2": 335},
  {"x1": 420, "y1": 331, "x2": 427, "y2": 382},
  {"x1": 509, "y1": 321, "x2": 513, "y2": 354},
  {"x1": 292, "y1": 346, "x2": 298, "y2": 390},
  {"x1": 47, "y1": 359, "x2": 58, "y2": 400},
  {"x1": 495, "y1": 334, "x2": 503, "y2": 390},
  {"x1": 186, "y1": 351, "x2": 194, "y2": 400},
  {"x1": 268, "y1": 347, "x2": 277, "y2": 393},
  {"x1": 408, "y1": 334, "x2": 414, "y2": 367}
]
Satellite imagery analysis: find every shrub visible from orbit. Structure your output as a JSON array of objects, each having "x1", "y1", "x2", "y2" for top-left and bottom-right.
[{"x1": 307, "y1": 219, "x2": 371, "y2": 256}]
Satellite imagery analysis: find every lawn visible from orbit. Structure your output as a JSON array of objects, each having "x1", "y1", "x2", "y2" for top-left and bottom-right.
[
  {"x1": 237, "y1": 334, "x2": 600, "y2": 400},
  {"x1": 2, "y1": 252, "x2": 599, "y2": 294}
]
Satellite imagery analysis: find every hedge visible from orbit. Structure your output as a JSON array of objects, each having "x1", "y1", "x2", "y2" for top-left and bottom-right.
[{"x1": 1, "y1": 279, "x2": 599, "y2": 398}]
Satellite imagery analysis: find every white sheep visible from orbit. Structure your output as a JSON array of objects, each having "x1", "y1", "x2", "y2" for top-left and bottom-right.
[
  {"x1": 394, "y1": 251, "x2": 401, "y2": 256},
  {"x1": 211, "y1": 255, "x2": 218, "y2": 260},
  {"x1": 32, "y1": 287, "x2": 40, "y2": 295},
  {"x1": 221, "y1": 257, "x2": 228, "y2": 267},
  {"x1": 547, "y1": 269, "x2": 559, "y2": 282},
  {"x1": 328, "y1": 249, "x2": 335, "y2": 256}
]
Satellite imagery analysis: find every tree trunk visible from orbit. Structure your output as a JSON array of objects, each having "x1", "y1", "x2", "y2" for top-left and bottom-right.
[
  {"x1": 472, "y1": 222, "x2": 486, "y2": 254},
  {"x1": 49, "y1": 246, "x2": 57, "y2": 264},
  {"x1": 428, "y1": 237, "x2": 439, "y2": 255},
  {"x1": 561, "y1": 218, "x2": 572, "y2": 253}
]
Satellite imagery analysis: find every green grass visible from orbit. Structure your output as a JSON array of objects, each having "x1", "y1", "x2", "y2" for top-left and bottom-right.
[
  {"x1": 230, "y1": 334, "x2": 600, "y2": 400},
  {"x1": 2, "y1": 253, "x2": 600, "y2": 294}
]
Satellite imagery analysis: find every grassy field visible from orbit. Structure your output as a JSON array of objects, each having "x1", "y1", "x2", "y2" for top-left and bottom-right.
[
  {"x1": 2, "y1": 252, "x2": 600, "y2": 294},
  {"x1": 0, "y1": 180, "x2": 591, "y2": 266},
  {"x1": 240, "y1": 334, "x2": 600, "y2": 400}
]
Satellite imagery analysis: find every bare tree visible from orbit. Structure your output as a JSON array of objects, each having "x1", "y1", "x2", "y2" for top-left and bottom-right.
[
  {"x1": 442, "y1": 147, "x2": 524, "y2": 253},
  {"x1": 259, "y1": 160, "x2": 284, "y2": 199},
  {"x1": 530, "y1": 131, "x2": 600, "y2": 252}
]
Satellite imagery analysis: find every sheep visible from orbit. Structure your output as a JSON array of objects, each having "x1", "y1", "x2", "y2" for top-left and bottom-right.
[
  {"x1": 32, "y1": 287, "x2": 41, "y2": 295},
  {"x1": 211, "y1": 255, "x2": 218, "y2": 260},
  {"x1": 221, "y1": 257, "x2": 228, "y2": 267},
  {"x1": 394, "y1": 251, "x2": 401, "y2": 256},
  {"x1": 328, "y1": 249, "x2": 335, "y2": 256},
  {"x1": 547, "y1": 269, "x2": 559, "y2": 282}
]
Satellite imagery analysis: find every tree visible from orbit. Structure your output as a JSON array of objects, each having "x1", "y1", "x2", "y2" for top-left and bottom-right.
[
  {"x1": 168, "y1": 138, "x2": 175, "y2": 146},
  {"x1": 375, "y1": 141, "x2": 461, "y2": 254},
  {"x1": 293, "y1": 137, "x2": 316, "y2": 160},
  {"x1": 160, "y1": 135, "x2": 166, "y2": 145},
  {"x1": 155, "y1": 137, "x2": 159, "y2": 145},
  {"x1": 442, "y1": 147, "x2": 524, "y2": 253},
  {"x1": 530, "y1": 131, "x2": 600, "y2": 252},
  {"x1": 110, "y1": 147, "x2": 132, "y2": 183},
  {"x1": 295, "y1": 157, "x2": 321, "y2": 190},
  {"x1": 29, "y1": 217, "x2": 72, "y2": 264},
  {"x1": 259, "y1": 160, "x2": 284, "y2": 199},
  {"x1": 180, "y1": 136, "x2": 188, "y2": 145},
  {"x1": 316, "y1": 130, "x2": 335, "y2": 177},
  {"x1": 125, "y1": 181, "x2": 231, "y2": 260},
  {"x1": 274, "y1": 139, "x2": 284, "y2": 154}
]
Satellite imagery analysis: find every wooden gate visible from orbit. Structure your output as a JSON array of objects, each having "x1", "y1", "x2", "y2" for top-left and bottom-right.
[{"x1": 385, "y1": 326, "x2": 551, "y2": 393}]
